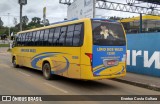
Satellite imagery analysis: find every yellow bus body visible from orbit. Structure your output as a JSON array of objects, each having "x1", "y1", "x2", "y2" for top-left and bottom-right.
[{"x1": 12, "y1": 18, "x2": 126, "y2": 80}]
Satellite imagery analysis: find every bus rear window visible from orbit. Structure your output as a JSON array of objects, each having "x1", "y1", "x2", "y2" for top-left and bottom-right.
[{"x1": 92, "y1": 21, "x2": 126, "y2": 46}]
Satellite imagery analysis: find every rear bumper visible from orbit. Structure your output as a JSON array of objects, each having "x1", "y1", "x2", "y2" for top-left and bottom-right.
[{"x1": 81, "y1": 65, "x2": 126, "y2": 80}]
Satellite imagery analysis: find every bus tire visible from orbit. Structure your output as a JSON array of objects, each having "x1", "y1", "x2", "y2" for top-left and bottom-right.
[
  {"x1": 12, "y1": 57, "x2": 19, "y2": 68},
  {"x1": 42, "y1": 63, "x2": 52, "y2": 80}
]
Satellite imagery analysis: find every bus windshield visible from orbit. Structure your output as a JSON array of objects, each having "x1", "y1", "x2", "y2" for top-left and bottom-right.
[{"x1": 92, "y1": 21, "x2": 126, "y2": 46}]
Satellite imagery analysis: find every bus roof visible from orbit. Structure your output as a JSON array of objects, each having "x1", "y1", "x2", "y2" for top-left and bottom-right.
[
  {"x1": 18, "y1": 18, "x2": 118, "y2": 34},
  {"x1": 91, "y1": 18, "x2": 118, "y2": 22},
  {"x1": 120, "y1": 15, "x2": 160, "y2": 23}
]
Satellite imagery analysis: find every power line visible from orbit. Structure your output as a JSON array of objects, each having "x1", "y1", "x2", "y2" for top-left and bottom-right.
[
  {"x1": 96, "y1": 0, "x2": 160, "y2": 16},
  {"x1": 59, "y1": 0, "x2": 160, "y2": 16}
]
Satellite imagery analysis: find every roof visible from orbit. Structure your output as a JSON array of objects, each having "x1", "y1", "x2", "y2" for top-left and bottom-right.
[
  {"x1": 91, "y1": 18, "x2": 118, "y2": 22},
  {"x1": 120, "y1": 15, "x2": 160, "y2": 22},
  {"x1": 136, "y1": 0, "x2": 160, "y2": 5},
  {"x1": 18, "y1": 18, "x2": 88, "y2": 34},
  {"x1": 18, "y1": 18, "x2": 118, "y2": 34}
]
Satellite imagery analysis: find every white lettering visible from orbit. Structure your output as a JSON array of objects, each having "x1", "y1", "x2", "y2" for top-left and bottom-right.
[
  {"x1": 127, "y1": 50, "x2": 160, "y2": 69},
  {"x1": 132, "y1": 50, "x2": 142, "y2": 66},
  {"x1": 144, "y1": 51, "x2": 160, "y2": 69},
  {"x1": 121, "y1": 97, "x2": 133, "y2": 101},
  {"x1": 127, "y1": 50, "x2": 130, "y2": 65}
]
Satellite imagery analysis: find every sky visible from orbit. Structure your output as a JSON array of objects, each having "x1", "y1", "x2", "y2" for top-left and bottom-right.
[{"x1": 0, "y1": 0, "x2": 156, "y2": 27}]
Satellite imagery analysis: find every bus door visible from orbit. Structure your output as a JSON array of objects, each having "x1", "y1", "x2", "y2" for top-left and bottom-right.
[{"x1": 67, "y1": 24, "x2": 83, "y2": 79}]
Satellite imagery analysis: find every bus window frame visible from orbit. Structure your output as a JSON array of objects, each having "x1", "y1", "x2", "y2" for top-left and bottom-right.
[
  {"x1": 91, "y1": 20, "x2": 126, "y2": 46},
  {"x1": 15, "y1": 22, "x2": 84, "y2": 47}
]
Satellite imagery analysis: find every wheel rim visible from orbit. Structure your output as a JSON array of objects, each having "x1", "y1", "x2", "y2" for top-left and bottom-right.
[
  {"x1": 13, "y1": 59, "x2": 16, "y2": 66},
  {"x1": 44, "y1": 65, "x2": 50, "y2": 78}
]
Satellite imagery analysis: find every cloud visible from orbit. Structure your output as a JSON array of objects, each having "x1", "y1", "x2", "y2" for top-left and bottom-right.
[
  {"x1": 26, "y1": 8, "x2": 37, "y2": 14},
  {"x1": 0, "y1": 3, "x2": 11, "y2": 13},
  {"x1": 0, "y1": 0, "x2": 67, "y2": 26},
  {"x1": 0, "y1": 0, "x2": 149, "y2": 27}
]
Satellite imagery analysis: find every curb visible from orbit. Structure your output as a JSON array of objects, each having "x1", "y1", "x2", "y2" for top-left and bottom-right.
[{"x1": 112, "y1": 78, "x2": 160, "y2": 92}]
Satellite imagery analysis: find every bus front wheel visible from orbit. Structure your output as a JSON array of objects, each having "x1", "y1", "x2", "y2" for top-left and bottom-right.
[{"x1": 42, "y1": 63, "x2": 52, "y2": 80}]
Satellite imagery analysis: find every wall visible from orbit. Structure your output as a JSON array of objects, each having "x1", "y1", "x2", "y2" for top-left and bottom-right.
[{"x1": 127, "y1": 32, "x2": 160, "y2": 77}]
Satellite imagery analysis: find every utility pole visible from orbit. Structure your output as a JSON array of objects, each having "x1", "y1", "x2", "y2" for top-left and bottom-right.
[
  {"x1": 43, "y1": 7, "x2": 46, "y2": 26},
  {"x1": 8, "y1": 13, "x2": 10, "y2": 37},
  {"x1": 20, "y1": 4, "x2": 23, "y2": 31},
  {"x1": 18, "y1": 0, "x2": 27, "y2": 31},
  {"x1": 43, "y1": 0, "x2": 47, "y2": 26},
  {"x1": 139, "y1": 13, "x2": 143, "y2": 33},
  {"x1": 8, "y1": 13, "x2": 11, "y2": 49}
]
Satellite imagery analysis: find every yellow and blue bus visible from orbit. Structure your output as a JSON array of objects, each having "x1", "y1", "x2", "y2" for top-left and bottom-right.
[
  {"x1": 12, "y1": 18, "x2": 127, "y2": 80},
  {"x1": 120, "y1": 15, "x2": 160, "y2": 33}
]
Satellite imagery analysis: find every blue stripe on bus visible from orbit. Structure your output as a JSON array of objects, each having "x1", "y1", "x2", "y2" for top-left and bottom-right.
[
  {"x1": 31, "y1": 54, "x2": 55, "y2": 69},
  {"x1": 52, "y1": 57, "x2": 70, "y2": 74},
  {"x1": 31, "y1": 52, "x2": 70, "y2": 74}
]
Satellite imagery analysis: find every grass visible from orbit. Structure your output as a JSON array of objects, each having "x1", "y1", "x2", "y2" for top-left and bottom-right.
[{"x1": 0, "y1": 44, "x2": 10, "y2": 47}]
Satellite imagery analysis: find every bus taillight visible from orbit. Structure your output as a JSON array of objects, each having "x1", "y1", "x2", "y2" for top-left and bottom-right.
[
  {"x1": 85, "y1": 53, "x2": 93, "y2": 72},
  {"x1": 85, "y1": 53, "x2": 92, "y2": 63},
  {"x1": 85, "y1": 53, "x2": 92, "y2": 60}
]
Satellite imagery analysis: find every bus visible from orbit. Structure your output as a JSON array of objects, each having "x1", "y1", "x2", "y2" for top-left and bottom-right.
[
  {"x1": 12, "y1": 18, "x2": 127, "y2": 80},
  {"x1": 120, "y1": 15, "x2": 160, "y2": 33}
]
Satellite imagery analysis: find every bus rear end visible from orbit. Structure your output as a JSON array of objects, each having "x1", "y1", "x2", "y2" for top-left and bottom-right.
[{"x1": 82, "y1": 19, "x2": 127, "y2": 80}]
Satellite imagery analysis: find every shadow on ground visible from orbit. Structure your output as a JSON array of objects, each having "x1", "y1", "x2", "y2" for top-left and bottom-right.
[{"x1": 15, "y1": 66, "x2": 117, "y2": 92}]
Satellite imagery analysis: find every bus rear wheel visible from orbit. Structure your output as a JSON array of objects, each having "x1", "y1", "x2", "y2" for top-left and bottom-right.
[
  {"x1": 12, "y1": 57, "x2": 19, "y2": 68},
  {"x1": 42, "y1": 63, "x2": 52, "y2": 80}
]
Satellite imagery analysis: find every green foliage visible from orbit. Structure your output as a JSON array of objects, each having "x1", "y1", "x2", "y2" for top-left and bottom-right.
[
  {"x1": 0, "y1": 26, "x2": 8, "y2": 36},
  {"x1": 109, "y1": 16, "x2": 122, "y2": 20},
  {"x1": 0, "y1": 44, "x2": 9, "y2": 47},
  {"x1": 0, "y1": 17, "x2": 4, "y2": 27},
  {"x1": 27, "y1": 17, "x2": 44, "y2": 29},
  {"x1": 22, "y1": 16, "x2": 29, "y2": 25},
  {"x1": 0, "y1": 16, "x2": 49, "y2": 35},
  {"x1": 19, "y1": 16, "x2": 46, "y2": 30}
]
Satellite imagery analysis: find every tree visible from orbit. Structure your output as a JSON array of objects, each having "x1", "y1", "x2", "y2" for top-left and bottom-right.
[
  {"x1": 0, "y1": 17, "x2": 4, "y2": 27},
  {"x1": 41, "y1": 19, "x2": 50, "y2": 26},
  {"x1": 22, "y1": 16, "x2": 29, "y2": 25},
  {"x1": 109, "y1": 16, "x2": 122, "y2": 20},
  {"x1": 27, "y1": 17, "x2": 43, "y2": 29},
  {"x1": 1, "y1": 16, "x2": 45, "y2": 36},
  {"x1": 15, "y1": 16, "x2": 29, "y2": 31},
  {"x1": 13, "y1": 17, "x2": 18, "y2": 26},
  {"x1": 31, "y1": 17, "x2": 41, "y2": 24}
]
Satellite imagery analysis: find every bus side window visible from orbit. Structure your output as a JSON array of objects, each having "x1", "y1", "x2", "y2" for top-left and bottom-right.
[
  {"x1": 14, "y1": 35, "x2": 18, "y2": 47},
  {"x1": 48, "y1": 28, "x2": 54, "y2": 46},
  {"x1": 59, "y1": 26, "x2": 67, "y2": 46},
  {"x1": 35, "y1": 31, "x2": 40, "y2": 46},
  {"x1": 53, "y1": 27, "x2": 61, "y2": 46},
  {"x1": 21, "y1": 33, "x2": 26, "y2": 46},
  {"x1": 66, "y1": 25, "x2": 74, "y2": 46},
  {"x1": 44, "y1": 29, "x2": 50, "y2": 46},
  {"x1": 25, "y1": 32, "x2": 30, "y2": 46},
  {"x1": 28, "y1": 32, "x2": 33, "y2": 46},
  {"x1": 32, "y1": 31, "x2": 37, "y2": 46},
  {"x1": 73, "y1": 24, "x2": 82, "y2": 46},
  {"x1": 19, "y1": 34, "x2": 22, "y2": 46},
  {"x1": 17, "y1": 34, "x2": 21, "y2": 46},
  {"x1": 39, "y1": 30, "x2": 44, "y2": 46}
]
